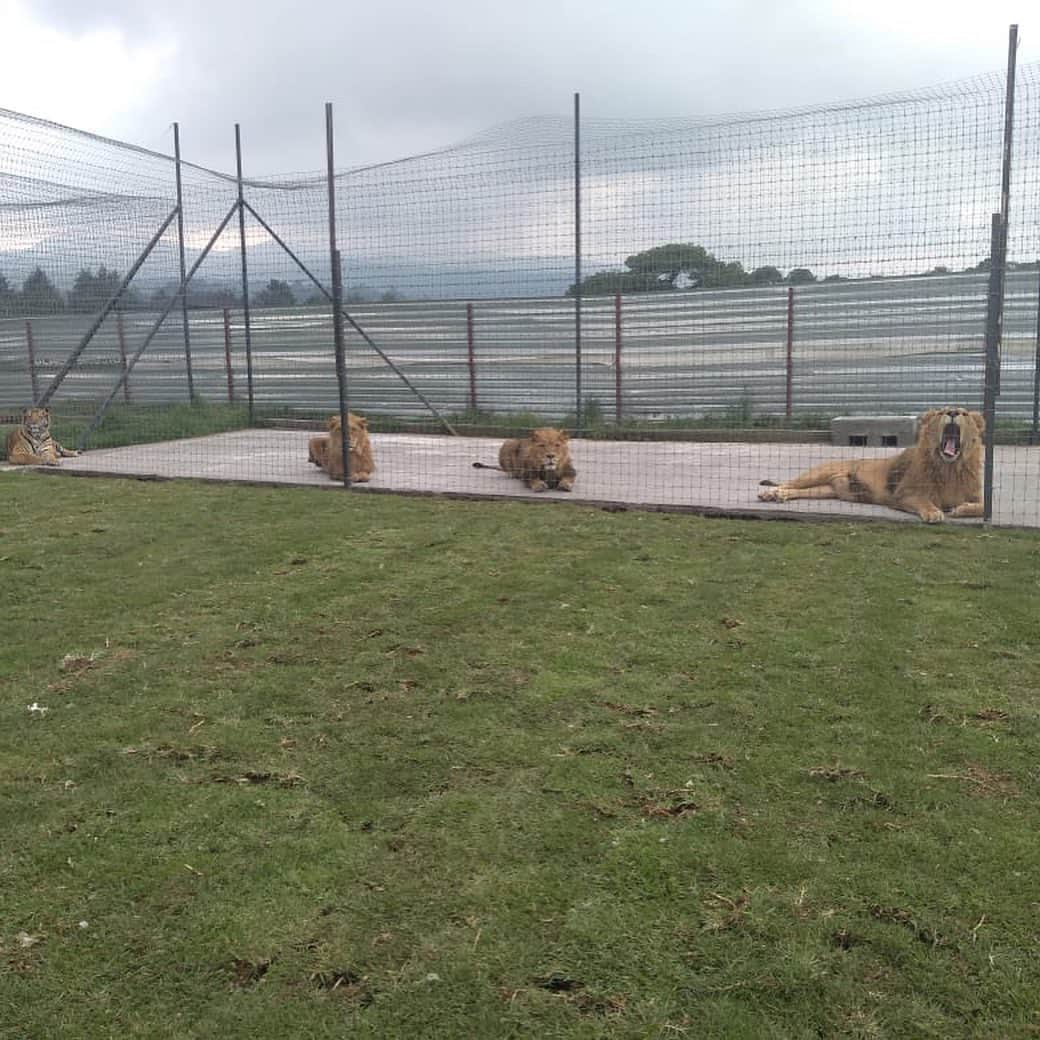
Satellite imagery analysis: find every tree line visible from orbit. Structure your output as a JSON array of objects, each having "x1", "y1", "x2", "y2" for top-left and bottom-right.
[
  {"x1": 0, "y1": 267, "x2": 404, "y2": 318},
  {"x1": 565, "y1": 243, "x2": 1034, "y2": 296}
]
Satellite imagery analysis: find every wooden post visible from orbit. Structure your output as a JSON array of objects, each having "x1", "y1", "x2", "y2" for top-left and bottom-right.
[
  {"x1": 116, "y1": 312, "x2": 131, "y2": 403},
  {"x1": 466, "y1": 302, "x2": 477, "y2": 413},
  {"x1": 614, "y1": 292, "x2": 622, "y2": 425},
  {"x1": 25, "y1": 320, "x2": 39, "y2": 404},
  {"x1": 223, "y1": 307, "x2": 236, "y2": 403},
  {"x1": 785, "y1": 287, "x2": 794, "y2": 420}
]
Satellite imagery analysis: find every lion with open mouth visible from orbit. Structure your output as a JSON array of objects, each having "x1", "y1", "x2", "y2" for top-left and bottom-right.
[{"x1": 757, "y1": 407, "x2": 985, "y2": 523}]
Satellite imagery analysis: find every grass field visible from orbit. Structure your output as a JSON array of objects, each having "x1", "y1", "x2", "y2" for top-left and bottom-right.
[{"x1": 1, "y1": 474, "x2": 1038, "y2": 1038}]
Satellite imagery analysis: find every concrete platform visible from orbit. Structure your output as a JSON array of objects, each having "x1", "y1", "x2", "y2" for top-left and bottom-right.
[{"x1": 4, "y1": 430, "x2": 1039, "y2": 529}]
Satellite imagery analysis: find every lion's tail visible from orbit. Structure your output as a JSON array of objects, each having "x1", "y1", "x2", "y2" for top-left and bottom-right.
[
  {"x1": 758, "y1": 479, "x2": 779, "y2": 486},
  {"x1": 472, "y1": 462, "x2": 503, "y2": 471}
]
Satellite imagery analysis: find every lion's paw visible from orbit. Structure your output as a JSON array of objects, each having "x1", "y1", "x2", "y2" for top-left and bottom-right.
[
  {"x1": 757, "y1": 486, "x2": 783, "y2": 502},
  {"x1": 920, "y1": 508, "x2": 944, "y2": 524}
]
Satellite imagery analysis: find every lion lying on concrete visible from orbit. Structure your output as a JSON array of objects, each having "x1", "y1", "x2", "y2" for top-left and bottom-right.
[
  {"x1": 474, "y1": 427, "x2": 576, "y2": 492},
  {"x1": 757, "y1": 407, "x2": 984, "y2": 523},
  {"x1": 308, "y1": 412, "x2": 374, "y2": 483}
]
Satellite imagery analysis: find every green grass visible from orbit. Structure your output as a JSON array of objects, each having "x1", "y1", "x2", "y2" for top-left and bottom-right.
[{"x1": 1, "y1": 475, "x2": 1039, "y2": 1038}]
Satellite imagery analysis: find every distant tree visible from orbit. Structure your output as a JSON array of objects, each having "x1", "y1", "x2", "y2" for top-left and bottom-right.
[
  {"x1": 0, "y1": 272, "x2": 15, "y2": 316},
  {"x1": 928, "y1": 266, "x2": 950, "y2": 276},
  {"x1": 786, "y1": 268, "x2": 817, "y2": 285},
  {"x1": 749, "y1": 265, "x2": 784, "y2": 286},
  {"x1": 149, "y1": 287, "x2": 172, "y2": 310},
  {"x1": 568, "y1": 242, "x2": 755, "y2": 296},
  {"x1": 822, "y1": 274, "x2": 847, "y2": 283},
  {"x1": 305, "y1": 292, "x2": 328, "y2": 306},
  {"x1": 379, "y1": 289, "x2": 402, "y2": 303},
  {"x1": 253, "y1": 279, "x2": 295, "y2": 307},
  {"x1": 20, "y1": 267, "x2": 64, "y2": 315},
  {"x1": 68, "y1": 265, "x2": 123, "y2": 312}
]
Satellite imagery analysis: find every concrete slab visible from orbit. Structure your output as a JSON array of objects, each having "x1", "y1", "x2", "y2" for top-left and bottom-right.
[{"x1": 5, "y1": 429, "x2": 1039, "y2": 529}]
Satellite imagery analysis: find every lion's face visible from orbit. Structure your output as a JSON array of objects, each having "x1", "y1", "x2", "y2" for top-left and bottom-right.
[
  {"x1": 526, "y1": 428, "x2": 569, "y2": 472},
  {"x1": 327, "y1": 413, "x2": 368, "y2": 451},
  {"x1": 21, "y1": 407, "x2": 50, "y2": 438},
  {"x1": 919, "y1": 407, "x2": 984, "y2": 464}
]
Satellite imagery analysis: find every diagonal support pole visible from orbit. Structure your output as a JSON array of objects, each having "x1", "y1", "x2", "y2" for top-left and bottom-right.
[
  {"x1": 38, "y1": 207, "x2": 179, "y2": 407},
  {"x1": 75, "y1": 201, "x2": 241, "y2": 449},
  {"x1": 242, "y1": 200, "x2": 458, "y2": 436}
]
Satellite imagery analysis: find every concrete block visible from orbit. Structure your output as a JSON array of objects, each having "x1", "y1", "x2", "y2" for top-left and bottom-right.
[{"x1": 830, "y1": 415, "x2": 918, "y2": 448}]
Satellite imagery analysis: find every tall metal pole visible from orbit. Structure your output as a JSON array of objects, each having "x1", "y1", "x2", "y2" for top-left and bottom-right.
[
  {"x1": 573, "y1": 91, "x2": 583, "y2": 434},
  {"x1": 173, "y1": 123, "x2": 196, "y2": 402},
  {"x1": 235, "y1": 124, "x2": 255, "y2": 423},
  {"x1": 982, "y1": 24, "x2": 1019, "y2": 519},
  {"x1": 326, "y1": 102, "x2": 351, "y2": 488}
]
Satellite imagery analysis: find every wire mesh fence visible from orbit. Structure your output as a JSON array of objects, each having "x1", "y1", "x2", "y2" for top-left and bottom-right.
[{"x1": 2, "y1": 57, "x2": 1039, "y2": 526}]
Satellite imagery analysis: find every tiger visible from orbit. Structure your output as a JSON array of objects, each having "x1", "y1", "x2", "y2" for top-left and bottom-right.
[{"x1": 5, "y1": 407, "x2": 80, "y2": 466}]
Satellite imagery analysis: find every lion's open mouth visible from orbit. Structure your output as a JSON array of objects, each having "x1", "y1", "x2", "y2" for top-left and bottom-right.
[{"x1": 940, "y1": 420, "x2": 962, "y2": 461}]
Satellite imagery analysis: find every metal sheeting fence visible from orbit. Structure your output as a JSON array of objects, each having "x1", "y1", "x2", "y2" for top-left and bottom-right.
[{"x1": 3, "y1": 270, "x2": 1039, "y2": 423}]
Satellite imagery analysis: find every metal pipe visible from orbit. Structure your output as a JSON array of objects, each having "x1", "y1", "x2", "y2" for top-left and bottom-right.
[
  {"x1": 326, "y1": 102, "x2": 351, "y2": 488},
  {"x1": 983, "y1": 214, "x2": 1005, "y2": 520},
  {"x1": 235, "y1": 124, "x2": 256, "y2": 424},
  {"x1": 173, "y1": 122, "x2": 196, "y2": 401},
  {"x1": 573, "y1": 91, "x2": 582, "y2": 433}
]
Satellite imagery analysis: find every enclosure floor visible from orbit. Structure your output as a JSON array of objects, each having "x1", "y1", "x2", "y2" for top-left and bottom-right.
[{"x1": 4, "y1": 429, "x2": 1039, "y2": 528}]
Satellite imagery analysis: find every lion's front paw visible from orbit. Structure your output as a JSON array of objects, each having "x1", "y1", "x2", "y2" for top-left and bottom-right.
[
  {"x1": 920, "y1": 507, "x2": 944, "y2": 524},
  {"x1": 758, "y1": 486, "x2": 783, "y2": 502},
  {"x1": 557, "y1": 478, "x2": 574, "y2": 492},
  {"x1": 528, "y1": 479, "x2": 548, "y2": 492}
]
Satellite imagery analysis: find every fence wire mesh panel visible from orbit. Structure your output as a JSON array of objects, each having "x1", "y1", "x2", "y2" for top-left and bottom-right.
[{"x1": 2, "y1": 63, "x2": 1039, "y2": 525}]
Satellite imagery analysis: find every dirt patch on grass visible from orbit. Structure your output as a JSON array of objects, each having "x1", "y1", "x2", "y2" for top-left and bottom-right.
[{"x1": 926, "y1": 763, "x2": 1019, "y2": 798}]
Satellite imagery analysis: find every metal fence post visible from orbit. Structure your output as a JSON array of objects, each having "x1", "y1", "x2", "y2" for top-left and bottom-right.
[
  {"x1": 614, "y1": 291, "x2": 622, "y2": 425},
  {"x1": 466, "y1": 301, "x2": 477, "y2": 413},
  {"x1": 223, "y1": 307, "x2": 236, "y2": 403},
  {"x1": 326, "y1": 103, "x2": 350, "y2": 489},
  {"x1": 173, "y1": 123, "x2": 196, "y2": 402},
  {"x1": 573, "y1": 91, "x2": 583, "y2": 434},
  {"x1": 235, "y1": 125, "x2": 255, "y2": 424},
  {"x1": 25, "y1": 320, "x2": 39, "y2": 405},
  {"x1": 785, "y1": 286, "x2": 795, "y2": 420}
]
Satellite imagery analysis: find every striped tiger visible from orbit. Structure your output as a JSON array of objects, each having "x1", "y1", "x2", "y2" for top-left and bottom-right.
[{"x1": 5, "y1": 407, "x2": 79, "y2": 466}]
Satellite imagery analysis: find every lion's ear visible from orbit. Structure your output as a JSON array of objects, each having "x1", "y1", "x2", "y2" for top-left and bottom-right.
[
  {"x1": 358, "y1": 417, "x2": 368, "y2": 428},
  {"x1": 919, "y1": 408, "x2": 939, "y2": 424},
  {"x1": 970, "y1": 411, "x2": 985, "y2": 434},
  {"x1": 558, "y1": 430, "x2": 569, "y2": 441}
]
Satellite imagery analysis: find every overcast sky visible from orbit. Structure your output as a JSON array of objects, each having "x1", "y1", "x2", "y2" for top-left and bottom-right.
[{"x1": 1, "y1": 0, "x2": 1035, "y2": 177}]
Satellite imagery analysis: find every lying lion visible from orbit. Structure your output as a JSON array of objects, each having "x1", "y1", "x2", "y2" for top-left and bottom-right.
[
  {"x1": 308, "y1": 412, "x2": 374, "y2": 483},
  {"x1": 474, "y1": 427, "x2": 576, "y2": 492},
  {"x1": 757, "y1": 407, "x2": 984, "y2": 523}
]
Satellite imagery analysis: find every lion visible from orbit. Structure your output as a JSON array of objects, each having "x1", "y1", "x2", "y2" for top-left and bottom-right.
[
  {"x1": 757, "y1": 407, "x2": 985, "y2": 523},
  {"x1": 473, "y1": 427, "x2": 576, "y2": 492},
  {"x1": 317, "y1": 412, "x2": 374, "y2": 483},
  {"x1": 5, "y1": 407, "x2": 80, "y2": 466}
]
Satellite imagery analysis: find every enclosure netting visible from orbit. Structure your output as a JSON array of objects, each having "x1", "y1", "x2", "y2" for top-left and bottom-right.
[{"x1": 2, "y1": 64, "x2": 1039, "y2": 525}]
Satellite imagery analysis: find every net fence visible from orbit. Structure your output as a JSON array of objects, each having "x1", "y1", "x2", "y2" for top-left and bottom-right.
[{"x1": 2, "y1": 63, "x2": 1039, "y2": 525}]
